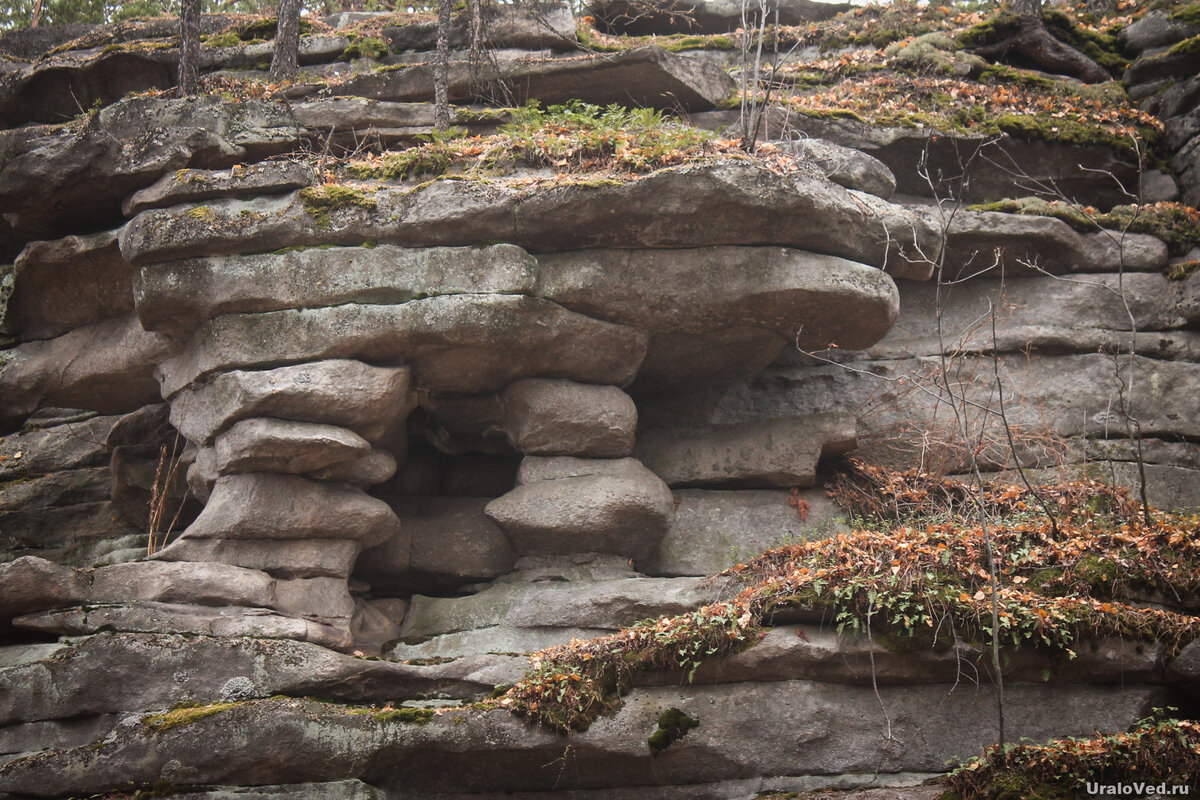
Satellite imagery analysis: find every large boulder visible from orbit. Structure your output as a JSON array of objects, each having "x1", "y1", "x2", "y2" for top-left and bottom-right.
[
  {"x1": 635, "y1": 413, "x2": 857, "y2": 488},
  {"x1": 212, "y1": 418, "x2": 372, "y2": 476},
  {"x1": 134, "y1": 244, "x2": 538, "y2": 339},
  {"x1": 155, "y1": 295, "x2": 649, "y2": 397},
  {"x1": 154, "y1": 537, "x2": 362, "y2": 580},
  {"x1": 536, "y1": 246, "x2": 902, "y2": 388},
  {"x1": 485, "y1": 456, "x2": 675, "y2": 558},
  {"x1": 178, "y1": 473, "x2": 401, "y2": 548},
  {"x1": 501, "y1": 378, "x2": 637, "y2": 457},
  {"x1": 122, "y1": 161, "x2": 315, "y2": 217},
  {"x1": 0, "y1": 313, "x2": 174, "y2": 433},
  {"x1": 167, "y1": 360, "x2": 415, "y2": 446},
  {"x1": 0, "y1": 557, "x2": 88, "y2": 624},
  {"x1": 591, "y1": 0, "x2": 852, "y2": 35},
  {"x1": 385, "y1": 1, "x2": 577, "y2": 51},
  {"x1": 1, "y1": 229, "x2": 132, "y2": 342},
  {"x1": 118, "y1": 162, "x2": 938, "y2": 273}
]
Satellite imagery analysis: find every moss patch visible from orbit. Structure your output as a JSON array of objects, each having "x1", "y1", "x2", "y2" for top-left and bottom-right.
[
  {"x1": 1169, "y1": 33, "x2": 1200, "y2": 54},
  {"x1": 299, "y1": 184, "x2": 378, "y2": 226},
  {"x1": 647, "y1": 707, "x2": 699, "y2": 755},
  {"x1": 143, "y1": 701, "x2": 242, "y2": 732},
  {"x1": 343, "y1": 36, "x2": 389, "y2": 61}
]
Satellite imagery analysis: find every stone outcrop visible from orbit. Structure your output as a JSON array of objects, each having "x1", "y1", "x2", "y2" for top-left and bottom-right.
[{"x1": 1, "y1": 3, "x2": 1199, "y2": 797}]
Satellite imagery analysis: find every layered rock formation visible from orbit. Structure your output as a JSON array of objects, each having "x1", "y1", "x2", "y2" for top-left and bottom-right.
[{"x1": 1, "y1": 1, "x2": 1198, "y2": 797}]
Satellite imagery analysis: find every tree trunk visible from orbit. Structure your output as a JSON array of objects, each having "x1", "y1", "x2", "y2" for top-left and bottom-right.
[
  {"x1": 968, "y1": 0, "x2": 1110, "y2": 83},
  {"x1": 270, "y1": 0, "x2": 302, "y2": 82},
  {"x1": 433, "y1": 0, "x2": 452, "y2": 131},
  {"x1": 30, "y1": 0, "x2": 45, "y2": 27},
  {"x1": 179, "y1": 0, "x2": 202, "y2": 96}
]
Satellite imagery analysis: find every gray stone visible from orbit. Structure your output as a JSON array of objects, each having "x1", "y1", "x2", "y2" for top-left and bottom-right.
[
  {"x1": 1125, "y1": 48, "x2": 1200, "y2": 88},
  {"x1": 386, "y1": 626, "x2": 614, "y2": 661},
  {"x1": 1, "y1": 229, "x2": 132, "y2": 342},
  {"x1": 535, "y1": 246, "x2": 902, "y2": 387},
  {"x1": 118, "y1": 162, "x2": 938, "y2": 274},
  {"x1": 1167, "y1": 638, "x2": 1200, "y2": 699},
  {"x1": 355, "y1": 497, "x2": 516, "y2": 594},
  {"x1": 13, "y1": 601, "x2": 351, "y2": 651},
  {"x1": 780, "y1": 137, "x2": 896, "y2": 199},
  {"x1": 0, "y1": 557, "x2": 89, "y2": 624},
  {"x1": 0, "y1": 313, "x2": 174, "y2": 432},
  {"x1": 635, "y1": 414, "x2": 857, "y2": 489},
  {"x1": 0, "y1": 715, "x2": 119, "y2": 760},
  {"x1": 89, "y1": 561, "x2": 275, "y2": 609},
  {"x1": 213, "y1": 418, "x2": 371, "y2": 476},
  {"x1": 179, "y1": 473, "x2": 400, "y2": 547},
  {"x1": 399, "y1": 574, "x2": 714, "y2": 641},
  {"x1": 0, "y1": 683, "x2": 1164, "y2": 796},
  {"x1": 1141, "y1": 168, "x2": 1180, "y2": 202},
  {"x1": 485, "y1": 457, "x2": 674, "y2": 558},
  {"x1": 134, "y1": 244, "x2": 538, "y2": 338},
  {"x1": 154, "y1": 537, "x2": 361, "y2": 580},
  {"x1": 187, "y1": 446, "x2": 219, "y2": 503},
  {"x1": 0, "y1": 502, "x2": 145, "y2": 567},
  {"x1": 156, "y1": 296, "x2": 649, "y2": 397},
  {"x1": 122, "y1": 161, "x2": 315, "y2": 217},
  {"x1": 331, "y1": 45, "x2": 735, "y2": 112},
  {"x1": 933, "y1": 209, "x2": 1169, "y2": 280},
  {"x1": 1119, "y1": 10, "x2": 1200, "y2": 56},
  {"x1": 0, "y1": 632, "x2": 506, "y2": 727},
  {"x1": 169, "y1": 780, "x2": 390, "y2": 800},
  {"x1": 501, "y1": 378, "x2": 636, "y2": 457},
  {"x1": 167, "y1": 360, "x2": 415, "y2": 446},
  {"x1": 385, "y1": 2, "x2": 576, "y2": 51},
  {"x1": 591, "y1": 0, "x2": 851, "y2": 35},
  {"x1": 864, "y1": 272, "x2": 1200, "y2": 360},
  {"x1": 306, "y1": 449, "x2": 398, "y2": 487},
  {"x1": 0, "y1": 413, "x2": 121, "y2": 481},
  {"x1": 640, "y1": 489, "x2": 847, "y2": 577}
]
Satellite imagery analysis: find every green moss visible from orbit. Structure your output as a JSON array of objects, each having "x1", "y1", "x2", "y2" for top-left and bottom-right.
[
  {"x1": 1165, "y1": 260, "x2": 1200, "y2": 280},
  {"x1": 1169, "y1": 34, "x2": 1200, "y2": 54},
  {"x1": 372, "y1": 707, "x2": 435, "y2": 724},
  {"x1": 662, "y1": 34, "x2": 736, "y2": 52},
  {"x1": 144, "y1": 701, "x2": 241, "y2": 731},
  {"x1": 988, "y1": 112, "x2": 1161, "y2": 160},
  {"x1": 185, "y1": 205, "x2": 215, "y2": 220},
  {"x1": 343, "y1": 36, "x2": 389, "y2": 61},
  {"x1": 1171, "y1": 3, "x2": 1200, "y2": 27},
  {"x1": 204, "y1": 32, "x2": 248, "y2": 48},
  {"x1": 956, "y1": 12, "x2": 1022, "y2": 49},
  {"x1": 647, "y1": 707, "x2": 699, "y2": 755},
  {"x1": 299, "y1": 184, "x2": 378, "y2": 226}
]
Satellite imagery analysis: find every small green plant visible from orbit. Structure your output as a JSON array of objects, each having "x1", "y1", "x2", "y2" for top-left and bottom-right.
[
  {"x1": 144, "y1": 701, "x2": 242, "y2": 731},
  {"x1": 343, "y1": 36, "x2": 389, "y2": 60},
  {"x1": 648, "y1": 708, "x2": 699, "y2": 755}
]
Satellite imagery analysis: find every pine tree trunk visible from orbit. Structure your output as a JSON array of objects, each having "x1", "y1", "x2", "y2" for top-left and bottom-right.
[
  {"x1": 179, "y1": 0, "x2": 202, "y2": 96},
  {"x1": 434, "y1": 0, "x2": 453, "y2": 131},
  {"x1": 30, "y1": 0, "x2": 45, "y2": 28},
  {"x1": 270, "y1": 0, "x2": 302, "y2": 82}
]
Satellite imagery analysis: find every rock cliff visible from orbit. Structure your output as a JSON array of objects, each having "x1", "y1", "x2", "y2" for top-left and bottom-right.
[{"x1": 1, "y1": 0, "x2": 1199, "y2": 797}]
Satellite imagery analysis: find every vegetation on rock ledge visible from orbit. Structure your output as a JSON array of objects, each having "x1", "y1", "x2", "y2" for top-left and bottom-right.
[{"x1": 495, "y1": 461, "x2": 1200, "y2": 734}]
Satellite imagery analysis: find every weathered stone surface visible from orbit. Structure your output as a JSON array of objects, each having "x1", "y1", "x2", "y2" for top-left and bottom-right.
[
  {"x1": 1, "y1": 229, "x2": 132, "y2": 342},
  {"x1": 180, "y1": 473, "x2": 400, "y2": 547},
  {"x1": 636, "y1": 414, "x2": 857, "y2": 489},
  {"x1": 864, "y1": 272, "x2": 1200, "y2": 360},
  {"x1": 693, "y1": 112, "x2": 1143, "y2": 208},
  {"x1": 385, "y1": 2, "x2": 576, "y2": 51},
  {"x1": 356, "y1": 497, "x2": 517, "y2": 594},
  {"x1": 154, "y1": 537, "x2": 361, "y2": 580},
  {"x1": 170, "y1": 780, "x2": 389, "y2": 800},
  {"x1": 1126, "y1": 48, "x2": 1200, "y2": 89},
  {"x1": 386, "y1": 626, "x2": 615, "y2": 661},
  {"x1": 134, "y1": 244, "x2": 538, "y2": 338},
  {"x1": 0, "y1": 715, "x2": 120, "y2": 764},
  {"x1": 307, "y1": 448, "x2": 398, "y2": 487},
  {"x1": 667, "y1": 354, "x2": 1200, "y2": 472},
  {"x1": 122, "y1": 161, "x2": 315, "y2": 217},
  {"x1": 501, "y1": 378, "x2": 636, "y2": 457},
  {"x1": 119, "y1": 162, "x2": 938, "y2": 273},
  {"x1": 779, "y1": 137, "x2": 896, "y2": 199},
  {"x1": 934, "y1": 210, "x2": 1169, "y2": 279},
  {"x1": 0, "y1": 633, "x2": 505, "y2": 727},
  {"x1": 0, "y1": 684, "x2": 1164, "y2": 796},
  {"x1": 0, "y1": 557, "x2": 88, "y2": 624},
  {"x1": 535, "y1": 246, "x2": 902, "y2": 387},
  {"x1": 485, "y1": 456, "x2": 674, "y2": 558},
  {"x1": 636, "y1": 626, "x2": 1164, "y2": 688},
  {"x1": 167, "y1": 360, "x2": 415, "y2": 446},
  {"x1": 0, "y1": 313, "x2": 174, "y2": 432},
  {"x1": 1167, "y1": 638, "x2": 1200, "y2": 699},
  {"x1": 156, "y1": 295, "x2": 649, "y2": 397},
  {"x1": 332, "y1": 46, "x2": 735, "y2": 112},
  {"x1": 0, "y1": 412, "x2": 121, "y2": 481},
  {"x1": 13, "y1": 602, "x2": 350, "y2": 650},
  {"x1": 400, "y1": 574, "x2": 714, "y2": 641},
  {"x1": 640, "y1": 489, "x2": 847, "y2": 576},
  {"x1": 1, "y1": 501, "x2": 144, "y2": 567},
  {"x1": 591, "y1": 0, "x2": 851, "y2": 35},
  {"x1": 89, "y1": 561, "x2": 276, "y2": 608},
  {"x1": 0, "y1": 96, "x2": 299, "y2": 245},
  {"x1": 1119, "y1": 10, "x2": 1200, "y2": 55},
  {"x1": 213, "y1": 418, "x2": 371, "y2": 476}
]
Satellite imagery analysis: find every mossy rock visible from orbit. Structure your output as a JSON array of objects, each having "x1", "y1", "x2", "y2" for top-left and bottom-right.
[{"x1": 647, "y1": 707, "x2": 699, "y2": 755}]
